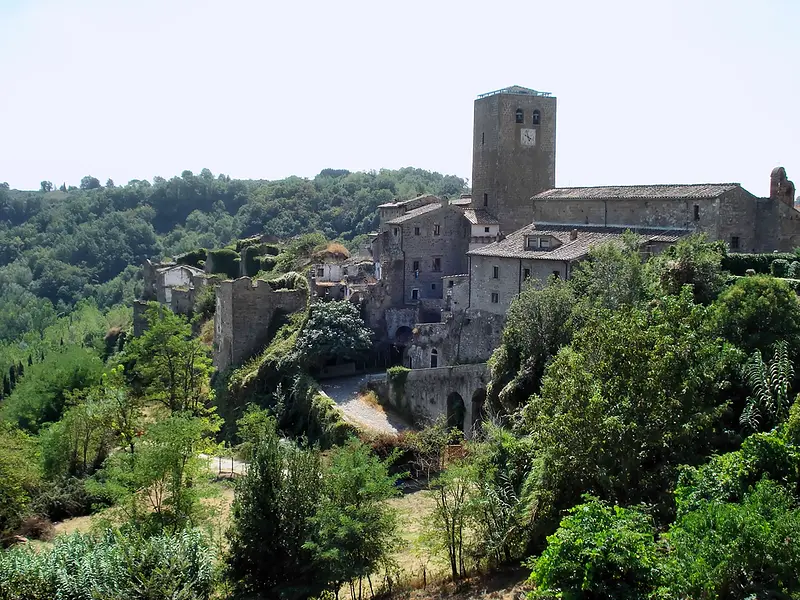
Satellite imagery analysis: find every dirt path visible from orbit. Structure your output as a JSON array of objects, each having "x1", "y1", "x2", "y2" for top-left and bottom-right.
[{"x1": 320, "y1": 373, "x2": 413, "y2": 435}]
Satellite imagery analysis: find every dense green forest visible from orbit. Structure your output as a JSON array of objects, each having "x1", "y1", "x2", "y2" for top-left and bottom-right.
[{"x1": 0, "y1": 167, "x2": 466, "y2": 375}]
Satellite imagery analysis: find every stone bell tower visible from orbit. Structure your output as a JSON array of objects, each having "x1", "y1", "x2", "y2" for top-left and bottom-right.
[{"x1": 472, "y1": 85, "x2": 557, "y2": 233}]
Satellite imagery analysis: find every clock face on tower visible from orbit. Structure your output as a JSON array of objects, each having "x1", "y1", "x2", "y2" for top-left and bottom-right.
[{"x1": 520, "y1": 128, "x2": 536, "y2": 146}]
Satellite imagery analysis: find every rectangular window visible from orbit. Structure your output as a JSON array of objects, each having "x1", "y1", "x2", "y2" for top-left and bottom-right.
[
  {"x1": 540, "y1": 238, "x2": 550, "y2": 249},
  {"x1": 316, "y1": 267, "x2": 324, "y2": 277},
  {"x1": 523, "y1": 268, "x2": 531, "y2": 280},
  {"x1": 414, "y1": 226, "x2": 420, "y2": 236},
  {"x1": 493, "y1": 266, "x2": 499, "y2": 279},
  {"x1": 412, "y1": 260, "x2": 420, "y2": 273},
  {"x1": 393, "y1": 227, "x2": 399, "y2": 236},
  {"x1": 730, "y1": 236, "x2": 740, "y2": 250},
  {"x1": 411, "y1": 288, "x2": 419, "y2": 300},
  {"x1": 484, "y1": 226, "x2": 490, "y2": 233},
  {"x1": 526, "y1": 236, "x2": 537, "y2": 250},
  {"x1": 431, "y1": 283, "x2": 436, "y2": 290},
  {"x1": 433, "y1": 223, "x2": 441, "y2": 236},
  {"x1": 483, "y1": 193, "x2": 488, "y2": 207},
  {"x1": 448, "y1": 280, "x2": 454, "y2": 288},
  {"x1": 433, "y1": 257, "x2": 442, "y2": 272},
  {"x1": 694, "y1": 204, "x2": 700, "y2": 221},
  {"x1": 552, "y1": 270, "x2": 560, "y2": 279},
  {"x1": 481, "y1": 132, "x2": 485, "y2": 145},
  {"x1": 491, "y1": 292, "x2": 499, "y2": 304}
]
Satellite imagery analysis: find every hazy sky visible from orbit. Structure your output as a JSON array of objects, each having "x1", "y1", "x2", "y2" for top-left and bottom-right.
[{"x1": 1, "y1": 0, "x2": 798, "y2": 195}]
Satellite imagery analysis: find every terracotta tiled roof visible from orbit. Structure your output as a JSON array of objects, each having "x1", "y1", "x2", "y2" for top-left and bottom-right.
[
  {"x1": 450, "y1": 197, "x2": 473, "y2": 206},
  {"x1": 385, "y1": 202, "x2": 442, "y2": 224},
  {"x1": 463, "y1": 209, "x2": 499, "y2": 225},
  {"x1": 533, "y1": 183, "x2": 740, "y2": 201},
  {"x1": 467, "y1": 224, "x2": 689, "y2": 261}
]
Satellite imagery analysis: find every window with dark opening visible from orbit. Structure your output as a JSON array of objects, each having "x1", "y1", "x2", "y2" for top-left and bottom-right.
[
  {"x1": 491, "y1": 292, "x2": 499, "y2": 304},
  {"x1": 532, "y1": 110, "x2": 541, "y2": 125},
  {"x1": 412, "y1": 260, "x2": 420, "y2": 273},
  {"x1": 484, "y1": 226, "x2": 490, "y2": 233},
  {"x1": 316, "y1": 267, "x2": 324, "y2": 277},
  {"x1": 730, "y1": 236, "x2": 740, "y2": 250},
  {"x1": 515, "y1": 109, "x2": 524, "y2": 123},
  {"x1": 433, "y1": 223, "x2": 441, "y2": 236},
  {"x1": 523, "y1": 268, "x2": 531, "y2": 280},
  {"x1": 694, "y1": 205, "x2": 700, "y2": 221},
  {"x1": 493, "y1": 266, "x2": 499, "y2": 279},
  {"x1": 431, "y1": 283, "x2": 436, "y2": 290},
  {"x1": 414, "y1": 226, "x2": 420, "y2": 236},
  {"x1": 483, "y1": 193, "x2": 488, "y2": 207},
  {"x1": 430, "y1": 348, "x2": 438, "y2": 368},
  {"x1": 552, "y1": 270, "x2": 560, "y2": 279},
  {"x1": 448, "y1": 280, "x2": 454, "y2": 288},
  {"x1": 481, "y1": 132, "x2": 485, "y2": 145},
  {"x1": 393, "y1": 227, "x2": 399, "y2": 236},
  {"x1": 411, "y1": 288, "x2": 419, "y2": 300},
  {"x1": 433, "y1": 257, "x2": 442, "y2": 272}
]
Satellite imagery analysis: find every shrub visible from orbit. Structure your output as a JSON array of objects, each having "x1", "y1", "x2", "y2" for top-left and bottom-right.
[
  {"x1": 721, "y1": 252, "x2": 797, "y2": 275},
  {"x1": 0, "y1": 528, "x2": 215, "y2": 600},
  {"x1": 771, "y1": 258, "x2": 790, "y2": 277},
  {"x1": 659, "y1": 480, "x2": 800, "y2": 600},
  {"x1": 789, "y1": 261, "x2": 800, "y2": 279},
  {"x1": 528, "y1": 498, "x2": 659, "y2": 600},
  {"x1": 176, "y1": 249, "x2": 207, "y2": 269},
  {"x1": 207, "y1": 248, "x2": 240, "y2": 279},
  {"x1": 268, "y1": 270, "x2": 308, "y2": 291}
]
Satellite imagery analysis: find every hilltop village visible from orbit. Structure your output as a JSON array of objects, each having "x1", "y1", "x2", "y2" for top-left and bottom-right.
[{"x1": 136, "y1": 84, "x2": 800, "y2": 436}]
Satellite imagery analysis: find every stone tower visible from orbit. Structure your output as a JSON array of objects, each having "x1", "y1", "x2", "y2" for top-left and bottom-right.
[{"x1": 472, "y1": 85, "x2": 557, "y2": 233}]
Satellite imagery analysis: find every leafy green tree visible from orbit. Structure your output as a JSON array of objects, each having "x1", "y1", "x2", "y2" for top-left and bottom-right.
[
  {"x1": 0, "y1": 423, "x2": 40, "y2": 537},
  {"x1": 646, "y1": 234, "x2": 726, "y2": 304},
  {"x1": 98, "y1": 413, "x2": 218, "y2": 533},
  {"x1": 0, "y1": 346, "x2": 104, "y2": 432},
  {"x1": 79, "y1": 175, "x2": 101, "y2": 190},
  {"x1": 226, "y1": 416, "x2": 323, "y2": 598},
  {"x1": 713, "y1": 275, "x2": 800, "y2": 357},
  {"x1": 660, "y1": 480, "x2": 800, "y2": 600},
  {"x1": 488, "y1": 277, "x2": 576, "y2": 411},
  {"x1": 295, "y1": 300, "x2": 372, "y2": 368},
  {"x1": 124, "y1": 304, "x2": 214, "y2": 414},
  {"x1": 428, "y1": 461, "x2": 475, "y2": 580},
  {"x1": 305, "y1": 440, "x2": 400, "y2": 598},
  {"x1": 521, "y1": 289, "x2": 740, "y2": 536},
  {"x1": 569, "y1": 232, "x2": 647, "y2": 311},
  {"x1": 528, "y1": 498, "x2": 659, "y2": 600},
  {"x1": 39, "y1": 181, "x2": 53, "y2": 192}
]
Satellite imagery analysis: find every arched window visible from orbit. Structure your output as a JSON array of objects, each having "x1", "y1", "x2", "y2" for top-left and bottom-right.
[
  {"x1": 515, "y1": 108, "x2": 524, "y2": 123},
  {"x1": 532, "y1": 110, "x2": 541, "y2": 125},
  {"x1": 430, "y1": 348, "x2": 438, "y2": 368}
]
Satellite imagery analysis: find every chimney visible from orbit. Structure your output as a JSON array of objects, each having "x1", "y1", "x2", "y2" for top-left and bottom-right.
[{"x1": 570, "y1": 229, "x2": 578, "y2": 241}]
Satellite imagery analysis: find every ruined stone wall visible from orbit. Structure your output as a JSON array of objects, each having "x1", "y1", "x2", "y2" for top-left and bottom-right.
[
  {"x1": 213, "y1": 277, "x2": 307, "y2": 372},
  {"x1": 384, "y1": 363, "x2": 490, "y2": 439},
  {"x1": 444, "y1": 276, "x2": 470, "y2": 311}
]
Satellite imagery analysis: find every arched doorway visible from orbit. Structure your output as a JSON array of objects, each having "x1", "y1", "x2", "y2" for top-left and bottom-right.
[
  {"x1": 471, "y1": 388, "x2": 487, "y2": 435},
  {"x1": 430, "y1": 348, "x2": 438, "y2": 368},
  {"x1": 390, "y1": 326, "x2": 413, "y2": 366},
  {"x1": 447, "y1": 392, "x2": 466, "y2": 432}
]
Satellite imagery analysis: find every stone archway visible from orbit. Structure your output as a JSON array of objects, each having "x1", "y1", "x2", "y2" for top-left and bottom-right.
[
  {"x1": 471, "y1": 388, "x2": 487, "y2": 435},
  {"x1": 447, "y1": 392, "x2": 466, "y2": 432},
  {"x1": 390, "y1": 326, "x2": 413, "y2": 366}
]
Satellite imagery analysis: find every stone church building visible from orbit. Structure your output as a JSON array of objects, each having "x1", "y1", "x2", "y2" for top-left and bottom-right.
[{"x1": 369, "y1": 84, "x2": 799, "y2": 366}]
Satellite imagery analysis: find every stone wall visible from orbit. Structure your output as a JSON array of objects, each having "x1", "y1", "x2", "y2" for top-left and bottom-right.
[
  {"x1": 407, "y1": 309, "x2": 505, "y2": 369},
  {"x1": 469, "y1": 254, "x2": 566, "y2": 314},
  {"x1": 383, "y1": 363, "x2": 490, "y2": 439},
  {"x1": 213, "y1": 277, "x2": 308, "y2": 372}
]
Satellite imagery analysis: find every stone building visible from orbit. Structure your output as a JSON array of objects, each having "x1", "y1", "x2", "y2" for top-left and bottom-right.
[
  {"x1": 467, "y1": 224, "x2": 685, "y2": 315},
  {"x1": 133, "y1": 260, "x2": 207, "y2": 336}
]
